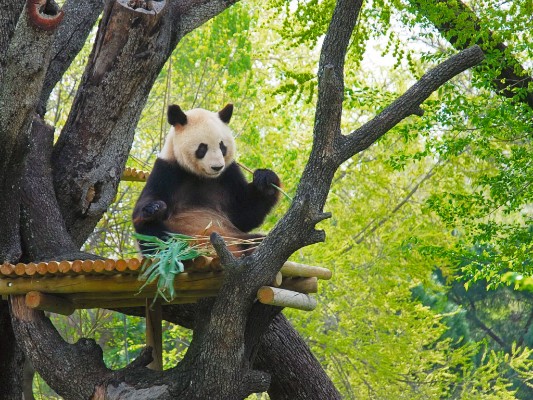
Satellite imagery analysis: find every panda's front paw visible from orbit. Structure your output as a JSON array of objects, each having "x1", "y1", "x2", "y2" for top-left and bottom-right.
[
  {"x1": 253, "y1": 169, "x2": 280, "y2": 196},
  {"x1": 141, "y1": 200, "x2": 167, "y2": 220}
]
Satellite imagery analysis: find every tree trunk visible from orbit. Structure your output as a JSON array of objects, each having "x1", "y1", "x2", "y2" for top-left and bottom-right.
[
  {"x1": 0, "y1": 301, "x2": 24, "y2": 400},
  {"x1": 256, "y1": 314, "x2": 342, "y2": 400}
]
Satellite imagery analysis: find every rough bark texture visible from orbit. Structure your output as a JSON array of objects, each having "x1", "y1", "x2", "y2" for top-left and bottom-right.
[
  {"x1": 116, "y1": 303, "x2": 342, "y2": 399},
  {"x1": 0, "y1": 0, "x2": 62, "y2": 262},
  {"x1": 0, "y1": 0, "x2": 25, "y2": 83},
  {"x1": 20, "y1": 117, "x2": 99, "y2": 261},
  {"x1": 256, "y1": 314, "x2": 342, "y2": 400},
  {"x1": 37, "y1": 0, "x2": 105, "y2": 116},
  {"x1": 10, "y1": 296, "x2": 111, "y2": 399}
]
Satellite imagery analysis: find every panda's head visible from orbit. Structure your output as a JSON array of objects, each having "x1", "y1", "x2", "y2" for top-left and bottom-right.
[{"x1": 160, "y1": 104, "x2": 236, "y2": 178}]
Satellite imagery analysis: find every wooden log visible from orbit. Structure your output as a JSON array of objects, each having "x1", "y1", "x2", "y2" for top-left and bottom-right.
[
  {"x1": 82, "y1": 260, "x2": 93, "y2": 273},
  {"x1": 71, "y1": 296, "x2": 202, "y2": 309},
  {"x1": 58, "y1": 260, "x2": 72, "y2": 274},
  {"x1": 184, "y1": 255, "x2": 214, "y2": 272},
  {"x1": 25, "y1": 291, "x2": 75, "y2": 316},
  {"x1": 25, "y1": 263, "x2": 37, "y2": 276},
  {"x1": 47, "y1": 261, "x2": 59, "y2": 274},
  {"x1": 66, "y1": 290, "x2": 218, "y2": 301},
  {"x1": 279, "y1": 277, "x2": 318, "y2": 293},
  {"x1": 115, "y1": 259, "x2": 128, "y2": 272},
  {"x1": 127, "y1": 258, "x2": 142, "y2": 272},
  {"x1": 72, "y1": 260, "x2": 83, "y2": 273},
  {"x1": 104, "y1": 259, "x2": 116, "y2": 272},
  {"x1": 146, "y1": 299, "x2": 163, "y2": 371},
  {"x1": 121, "y1": 167, "x2": 149, "y2": 182},
  {"x1": 93, "y1": 259, "x2": 105, "y2": 273},
  {"x1": 0, "y1": 272, "x2": 224, "y2": 295},
  {"x1": 280, "y1": 261, "x2": 332, "y2": 280},
  {"x1": 272, "y1": 272, "x2": 283, "y2": 287},
  {"x1": 0, "y1": 263, "x2": 15, "y2": 276},
  {"x1": 257, "y1": 286, "x2": 317, "y2": 311},
  {"x1": 15, "y1": 263, "x2": 27, "y2": 276},
  {"x1": 36, "y1": 262, "x2": 49, "y2": 275}
]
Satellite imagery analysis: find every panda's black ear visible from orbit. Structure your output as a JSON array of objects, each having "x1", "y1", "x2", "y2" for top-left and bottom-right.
[
  {"x1": 168, "y1": 105, "x2": 187, "y2": 126},
  {"x1": 218, "y1": 103, "x2": 233, "y2": 124}
]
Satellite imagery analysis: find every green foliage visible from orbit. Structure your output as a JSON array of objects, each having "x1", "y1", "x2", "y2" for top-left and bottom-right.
[{"x1": 134, "y1": 233, "x2": 206, "y2": 301}]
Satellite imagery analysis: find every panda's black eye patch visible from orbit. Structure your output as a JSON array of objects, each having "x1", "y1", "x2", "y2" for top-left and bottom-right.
[
  {"x1": 219, "y1": 141, "x2": 227, "y2": 156},
  {"x1": 195, "y1": 143, "x2": 208, "y2": 159}
]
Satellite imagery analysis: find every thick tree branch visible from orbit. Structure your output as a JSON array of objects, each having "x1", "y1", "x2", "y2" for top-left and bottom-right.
[
  {"x1": 412, "y1": 0, "x2": 533, "y2": 110},
  {"x1": 336, "y1": 45, "x2": 485, "y2": 163},
  {"x1": 0, "y1": 0, "x2": 62, "y2": 263},
  {"x1": 117, "y1": 304, "x2": 340, "y2": 399},
  {"x1": 256, "y1": 314, "x2": 342, "y2": 400},
  {"x1": 20, "y1": 117, "x2": 99, "y2": 261},
  {"x1": 0, "y1": 0, "x2": 61, "y2": 194},
  {"x1": 0, "y1": 1, "x2": 25, "y2": 83},
  {"x1": 37, "y1": 0, "x2": 105, "y2": 116},
  {"x1": 240, "y1": 0, "x2": 366, "y2": 293},
  {"x1": 10, "y1": 296, "x2": 110, "y2": 399},
  {"x1": 313, "y1": 0, "x2": 362, "y2": 153}
]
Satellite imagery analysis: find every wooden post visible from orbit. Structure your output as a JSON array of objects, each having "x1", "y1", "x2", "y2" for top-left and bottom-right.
[
  {"x1": 257, "y1": 287, "x2": 318, "y2": 311},
  {"x1": 145, "y1": 298, "x2": 163, "y2": 371},
  {"x1": 280, "y1": 277, "x2": 318, "y2": 293},
  {"x1": 280, "y1": 261, "x2": 332, "y2": 280},
  {"x1": 25, "y1": 291, "x2": 75, "y2": 316}
]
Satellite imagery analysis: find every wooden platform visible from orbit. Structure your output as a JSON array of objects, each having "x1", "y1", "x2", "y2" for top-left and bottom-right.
[
  {"x1": 121, "y1": 167, "x2": 150, "y2": 182},
  {"x1": 0, "y1": 258, "x2": 331, "y2": 314}
]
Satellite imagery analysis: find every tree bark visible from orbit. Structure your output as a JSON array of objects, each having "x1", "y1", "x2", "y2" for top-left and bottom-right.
[
  {"x1": 20, "y1": 117, "x2": 99, "y2": 261},
  {"x1": 37, "y1": 0, "x2": 105, "y2": 116},
  {"x1": 0, "y1": 0, "x2": 25, "y2": 83},
  {"x1": 256, "y1": 314, "x2": 342, "y2": 400},
  {"x1": 0, "y1": 0, "x2": 63, "y2": 262},
  {"x1": 0, "y1": 301, "x2": 24, "y2": 400}
]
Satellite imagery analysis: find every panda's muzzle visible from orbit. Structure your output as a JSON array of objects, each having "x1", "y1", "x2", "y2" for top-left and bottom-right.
[{"x1": 211, "y1": 166, "x2": 223, "y2": 172}]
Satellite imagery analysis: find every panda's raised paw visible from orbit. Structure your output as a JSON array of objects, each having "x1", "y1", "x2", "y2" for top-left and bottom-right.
[
  {"x1": 141, "y1": 200, "x2": 168, "y2": 220},
  {"x1": 253, "y1": 169, "x2": 280, "y2": 196}
]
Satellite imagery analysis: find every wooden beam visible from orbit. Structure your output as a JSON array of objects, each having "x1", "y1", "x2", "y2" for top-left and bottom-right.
[
  {"x1": 146, "y1": 299, "x2": 163, "y2": 371},
  {"x1": 71, "y1": 297, "x2": 206, "y2": 310},
  {"x1": 0, "y1": 272, "x2": 224, "y2": 295},
  {"x1": 65, "y1": 290, "x2": 218, "y2": 301},
  {"x1": 25, "y1": 291, "x2": 75, "y2": 316},
  {"x1": 257, "y1": 287, "x2": 317, "y2": 311},
  {"x1": 279, "y1": 277, "x2": 318, "y2": 293},
  {"x1": 280, "y1": 261, "x2": 332, "y2": 280}
]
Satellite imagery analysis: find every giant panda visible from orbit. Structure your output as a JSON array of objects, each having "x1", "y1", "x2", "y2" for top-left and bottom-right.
[{"x1": 132, "y1": 103, "x2": 280, "y2": 256}]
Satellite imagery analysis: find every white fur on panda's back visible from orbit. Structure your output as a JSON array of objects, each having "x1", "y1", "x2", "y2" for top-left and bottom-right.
[{"x1": 159, "y1": 108, "x2": 236, "y2": 178}]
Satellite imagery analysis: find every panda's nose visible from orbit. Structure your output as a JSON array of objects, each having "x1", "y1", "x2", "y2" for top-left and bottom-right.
[{"x1": 211, "y1": 166, "x2": 223, "y2": 172}]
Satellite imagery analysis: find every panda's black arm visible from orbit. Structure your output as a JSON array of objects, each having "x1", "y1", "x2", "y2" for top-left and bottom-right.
[
  {"x1": 224, "y1": 164, "x2": 280, "y2": 232},
  {"x1": 132, "y1": 158, "x2": 180, "y2": 227}
]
